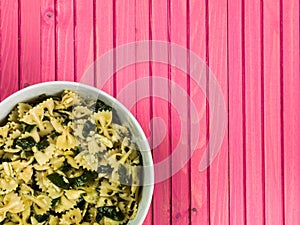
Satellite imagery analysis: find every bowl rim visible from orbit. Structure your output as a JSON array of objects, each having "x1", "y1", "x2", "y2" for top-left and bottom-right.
[{"x1": 0, "y1": 81, "x2": 154, "y2": 225}]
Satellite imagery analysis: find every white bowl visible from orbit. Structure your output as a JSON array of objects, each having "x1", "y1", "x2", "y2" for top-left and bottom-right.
[{"x1": 0, "y1": 81, "x2": 154, "y2": 225}]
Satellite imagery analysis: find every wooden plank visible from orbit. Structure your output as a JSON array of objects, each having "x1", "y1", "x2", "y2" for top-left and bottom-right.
[
  {"x1": 244, "y1": 0, "x2": 264, "y2": 224},
  {"x1": 228, "y1": 0, "x2": 245, "y2": 224},
  {"x1": 151, "y1": 0, "x2": 172, "y2": 224},
  {"x1": 189, "y1": 0, "x2": 209, "y2": 224},
  {"x1": 208, "y1": 0, "x2": 229, "y2": 224},
  {"x1": 95, "y1": 0, "x2": 114, "y2": 94},
  {"x1": 134, "y1": 0, "x2": 152, "y2": 224},
  {"x1": 282, "y1": 0, "x2": 300, "y2": 224},
  {"x1": 263, "y1": 0, "x2": 284, "y2": 224},
  {"x1": 0, "y1": 0, "x2": 19, "y2": 101},
  {"x1": 115, "y1": 0, "x2": 136, "y2": 105},
  {"x1": 74, "y1": 0, "x2": 94, "y2": 84},
  {"x1": 19, "y1": 0, "x2": 41, "y2": 88},
  {"x1": 41, "y1": 0, "x2": 55, "y2": 82},
  {"x1": 56, "y1": 0, "x2": 74, "y2": 81},
  {"x1": 169, "y1": 1, "x2": 190, "y2": 224}
]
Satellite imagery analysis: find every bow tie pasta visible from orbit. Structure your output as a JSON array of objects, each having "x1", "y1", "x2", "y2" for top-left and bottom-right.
[{"x1": 0, "y1": 91, "x2": 143, "y2": 225}]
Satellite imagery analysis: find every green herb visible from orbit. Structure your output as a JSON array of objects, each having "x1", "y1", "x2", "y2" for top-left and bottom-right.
[
  {"x1": 47, "y1": 170, "x2": 98, "y2": 190},
  {"x1": 50, "y1": 131, "x2": 61, "y2": 138},
  {"x1": 90, "y1": 99, "x2": 112, "y2": 112},
  {"x1": 59, "y1": 161, "x2": 72, "y2": 172},
  {"x1": 35, "y1": 214, "x2": 49, "y2": 223},
  {"x1": 70, "y1": 170, "x2": 98, "y2": 187},
  {"x1": 76, "y1": 197, "x2": 86, "y2": 210},
  {"x1": 73, "y1": 147, "x2": 82, "y2": 156},
  {"x1": 97, "y1": 165, "x2": 113, "y2": 174},
  {"x1": 82, "y1": 121, "x2": 96, "y2": 138},
  {"x1": 96, "y1": 206, "x2": 125, "y2": 222},
  {"x1": 47, "y1": 173, "x2": 71, "y2": 190},
  {"x1": 118, "y1": 164, "x2": 131, "y2": 185},
  {"x1": 24, "y1": 150, "x2": 34, "y2": 157},
  {"x1": 0, "y1": 158, "x2": 12, "y2": 163},
  {"x1": 51, "y1": 198, "x2": 60, "y2": 207},
  {"x1": 62, "y1": 118, "x2": 71, "y2": 126},
  {"x1": 25, "y1": 124, "x2": 36, "y2": 133},
  {"x1": 13, "y1": 137, "x2": 36, "y2": 150},
  {"x1": 36, "y1": 138, "x2": 50, "y2": 150},
  {"x1": 30, "y1": 94, "x2": 60, "y2": 106},
  {"x1": 65, "y1": 106, "x2": 74, "y2": 112},
  {"x1": 42, "y1": 116, "x2": 50, "y2": 121}
]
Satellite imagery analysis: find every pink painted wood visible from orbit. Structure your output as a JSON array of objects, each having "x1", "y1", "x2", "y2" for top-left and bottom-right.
[
  {"x1": 228, "y1": 0, "x2": 245, "y2": 225},
  {"x1": 74, "y1": 0, "x2": 94, "y2": 84},
  {"x1": 263, "y1": 1, "x2": 284, "y2": 224},
  {"x1": 151, "y1": 1, "x2": 172, "y2": 224},
  {"x1": 134, "y1": 1, "x2": 153, "y2": 224},
  {"x1": 0, "y1": 0, "x2": 300, "y2": 224},
  {"x1": 95, "y1": 0, "x2": 113, "y2": 94},
  {"x1": 41, "y1": 0, "x2": 55, "y2": 82},
  {"x1": 0, "y1": 0, "x2": 18, "y2": 101},
  {"x1": 189, "y1": 0, "x2": 209, "y2": 224},
  {"x1": 245, "y1": 0, "x2": 264, "y2": 224},
  {"x1": 208, "y1": 0, "x2": 229, "y2": 224},
  {"x1": 282, "y1": 0, "x2": 300, "y2": 224},
  {"x1": 19, "y1": 0, "x2": 41, "y2": 87},
  {"x1": 56, "y1": 0, "x2": 74, "y2": 81},
  {"x1": 170, "y1": 1, "x2": 190, "y2": 224}
]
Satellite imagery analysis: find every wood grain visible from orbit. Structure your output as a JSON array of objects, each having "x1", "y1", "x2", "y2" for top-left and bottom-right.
[
  {"x1": 41, "y1": 0, "x2": 55, "y2": 82},
  {"x1": 282, "y1": 0, "x2": 300, "y2": 224},
  {"x1": 170, "y1": 1, "x2": 190, "y2": 224},
  {"x1": 0, "y1": 0, "x2": 19, "y2": 101},
  {"x1": 208, "y1": 0, "x2": 229, "y2": 224},
  {"x1": 134, "y1": 0, "x2": 152, "y2": 223},
  {"x1": 95, "y1": 0, "x2": 114, "y2": 94},
  {"x1": 56, "y1": 0, "x2": 74, "y2": 81},
  {"x1": 19, "y1": 0, "x2": 41, "y2": 87},
  {"x1": 228, "y1": 0, "x2": 245, "y2": 224},
  {"x1": 189, "y1": 0, "x2": 209, "y2": 224},
  {"x1": 245, "y1": 0, "x2": 264, "y2": 224},
  {"x1": 263, "y1": 0, "x2": 284, "y2": 224},
  {"x1": 115, "y1": 0, "x2": 136, "y2": 106},
  {"x1": 151, "y1": 0, "x2": 172, "y2": 224},
  {"x1": 74, "y1": 0, "x2": 94, "y2": 84}
]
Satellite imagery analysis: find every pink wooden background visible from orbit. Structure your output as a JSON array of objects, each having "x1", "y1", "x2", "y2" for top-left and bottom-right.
[{"x1": 0, "y1": 0, "x2": 299, "y2": 224}]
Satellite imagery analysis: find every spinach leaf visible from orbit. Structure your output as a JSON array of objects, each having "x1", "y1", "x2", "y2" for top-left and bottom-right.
[
  {"x1": 30, "y1": 94, "x2": 60, "y2": 106},
  {"x1": 118, "y1": 164, "x2": 131, "y2": 185},
  {"x1": 0, "y1": 158, "x2": 12, "y2": 163},
  {"x1": 24, "y1": 150, "x2": 34, "y2": 157},
  {"x1": 48, "y1": 170, "x2": 97, "y2": 190},
  {"x1": 97, "y1": 165, "x2": 113, "y2": 174},
  {"x1": 36, "y1": 138, "x2": 50, "y2": 150},
  {"x1": 35, "y1": 214, "x2": 49, "y2": 223},
  {"x1": 47, "y1": 173, "x2": 71, "y2": 190},
  {"x1": 25, "y1": 124, "x2": 36, "y2": 133},
  {"x1": 42, "y1": 116, "x2": 50, "y2": 121},
  {"x1": 70, "y1": 170, "x2": 98, "y2": 187},
  {"x1": 97, "y1": 206, "x2": 125, "y2": 222},
  {"x1": 50, "y1": 131, "x2": 61, "y2": 139},
  {"x1": 59, "y1": 160, "x2": 72, "y2": 172},
  {"x1": 82, "y1": 121, "x2": 96, "y2": 138},
  {"x1": 13, "y1": 137, "x2": 36, "y2": 150},
  {"x1": 90, "y1": 99, "x2": 112, "y2": 112},
  {"x1": 51, "y1": 197, "x2": 60, "y2": 207},
  {"x1": 76, "y1": 197, "x2": 86, "y2": 210}
]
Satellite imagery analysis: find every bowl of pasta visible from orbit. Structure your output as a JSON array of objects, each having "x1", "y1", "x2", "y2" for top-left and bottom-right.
[{"x1": 0, "y1": 81, "x2": 154, "y2": 225}]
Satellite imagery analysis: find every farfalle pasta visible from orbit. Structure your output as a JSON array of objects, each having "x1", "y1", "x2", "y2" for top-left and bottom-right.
[{"x1": 0, "y1": 90, "x2": 142, "y2": 225}]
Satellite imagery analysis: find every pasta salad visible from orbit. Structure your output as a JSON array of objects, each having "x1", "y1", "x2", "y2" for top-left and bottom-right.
[{"x1": 0, "y1": 90, "x2": 142, "y2": 225}]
